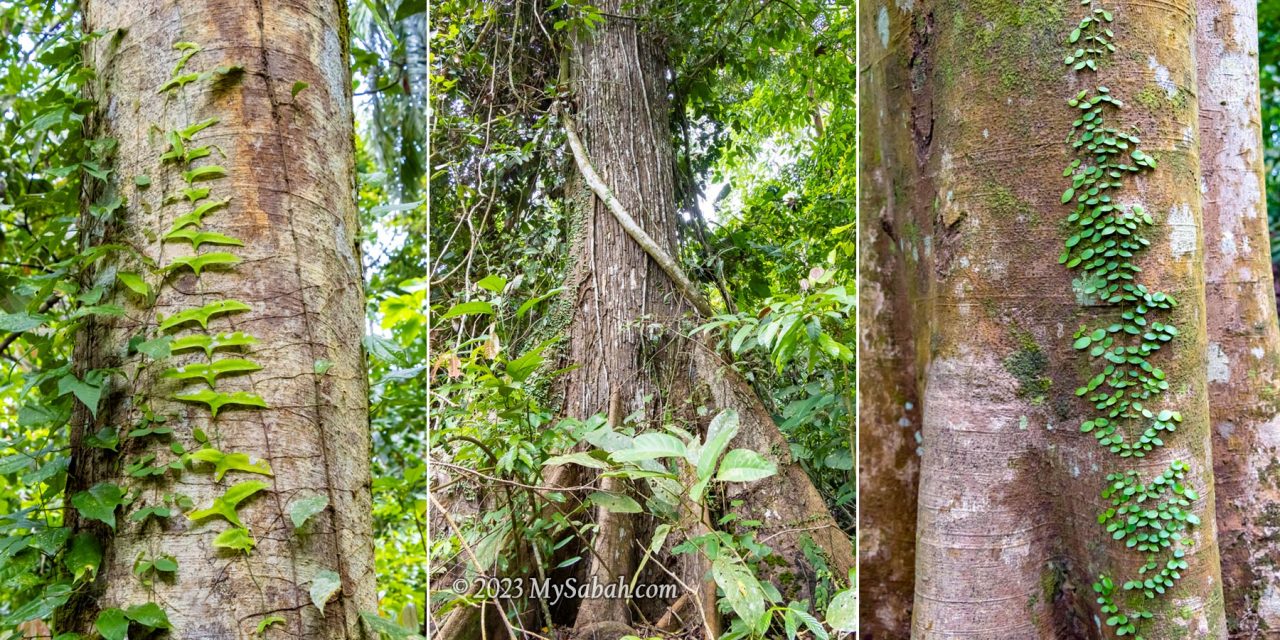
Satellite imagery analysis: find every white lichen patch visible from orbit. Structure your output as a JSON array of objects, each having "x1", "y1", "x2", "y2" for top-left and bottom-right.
[
  {"x1": 877, "y1": 6, "x2": 890, "y2": 47},
  {"x1": 1148, "y1": 56, "x2": 1176, "y2": 98},
  {"x1": 1207, "y1": 341, "x2": 1230, "y2": 383},
  {"x1": 1167, "y1": 203, "x2": 1197, "y2": 258}
]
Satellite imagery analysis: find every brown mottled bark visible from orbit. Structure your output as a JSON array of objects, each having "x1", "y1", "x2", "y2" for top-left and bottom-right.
[
  {"x1": 860, "y1": 0, "x2": 1227, "y2": 637},
  {"x1": 550, "y1": 0, "x2": 853, "y2": 634},
  {"x1": 61, "y1": 1, "x2": 374, "y2": 638},
  {"x1": 1196, "y1": 0, "x2": 1280, "y2": 634}
]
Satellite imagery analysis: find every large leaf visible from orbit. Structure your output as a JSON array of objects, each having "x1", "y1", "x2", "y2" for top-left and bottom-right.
[
  {"x1": 439, "y1": 300, "x2": 493, "y2": 320},
  {"x1": 173, "y1": 390, "x2": 267, "y2": 418},
  {"x1": 611, "y1": 433, "x2": 688, "y2": 462},
  {"x1": 58, "y1": 373, "x2": 104, "y2": 418},
  {"x1": 825, "y1": 588, "x2": 857, "y2": 632},
  {"x1": 0, "y1": 311, "x2": 48, "y2": 332},
  {"x1": 715, "y1": 449, "x2": 777, "y2": 483},
  {"x1": 698, "y1": 409, "x2": 740, "y2": 480},
  {"x1": 163, "y1": 358, "x2": 262, "y2": 388},
  {"x1": 189, "y1": 447, "x2": 273, "y2": 481},
  {"x1": 213, "y1": 527, "x2": 255, "y2": 553},
  {"x1": 164, "y1": 228, "x2": 245, "y2": 250},
  {"x1": 289, "y1": 494, "x2": 329, "y2": 529},
  {"x1": 171, "y1": 331, "x2": 259, "y2": 357},
  {"x1": 64, "y1": 532, "x2": 103, "y2": 582},
  {"x1": 310, "y1": 569, "x2": 342, "y2": 613},
  {"x1": 95, "y1": 608, "x2": 129, "y2": 640},
  {"x1": 542, "y1": 451, "x2": 609, "y2": 469},
  {"x1": 71, "y1": 483, "x2": 126, "y2": 529},
  {"x1": 125, "y1": 602, "x2": 172, "y2": 630},
  {"x1": 712, "y1": 554, "x2": 769, "y2": 630},
  {"x1": 587, "y1": 491, "x2": 642, "y2": 514},
  {"x1": 158, "y1": 299, "x2": 251, "y2": 332},
  {"x1": 167, "y1": 252, "x2": 242, "y2": 276}
]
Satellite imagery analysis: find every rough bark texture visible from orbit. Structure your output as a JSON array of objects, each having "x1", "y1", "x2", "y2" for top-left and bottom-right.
[
  {"x1": 1196, "y1": 0, "x2": 1280, "y2": 634},
  {"x1": 553, "y1": 0, "x2": 853, "y2": 632},
  {"x1": 860, "y1": 0, "x2": 1228, "y2": 637},
  {"x1": 62, "y1": 1, "x2": 374, "y2": 637},
  {"x1": 856, "y1": 0, "x2": 926, "y2": 634}
]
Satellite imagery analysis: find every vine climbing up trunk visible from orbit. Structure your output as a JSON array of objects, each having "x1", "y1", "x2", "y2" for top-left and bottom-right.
[
  {"x1": 860, "y1": 0, "x2": 1228, "y2": 637},
  {"x1": 58, "y1": 1, "x2": 375, "y2": 637}
]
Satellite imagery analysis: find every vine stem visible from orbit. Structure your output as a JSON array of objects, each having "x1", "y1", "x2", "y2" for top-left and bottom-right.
[{"x1": 557, "y1": 102, "x2": 715, "y2": 318}]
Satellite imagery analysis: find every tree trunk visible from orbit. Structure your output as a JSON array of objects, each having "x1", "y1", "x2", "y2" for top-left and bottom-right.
[
  {"x1": 860, "y1": 0, "x2": 1228, "y2": 637},
  {"x1": 1196, "y1": 0, "x2": 1280, "y2": 634},
  {"x1": 60, "y1": 1, "x2": 374, "y2": 637},
  {"x1": 553, "y1": 0, "x2": 853, "y2": 633}
]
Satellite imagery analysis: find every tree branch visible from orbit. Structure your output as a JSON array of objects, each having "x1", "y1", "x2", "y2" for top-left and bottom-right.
[{"x1": 558, "y1": 103, "x2": 715, "y2": 317}]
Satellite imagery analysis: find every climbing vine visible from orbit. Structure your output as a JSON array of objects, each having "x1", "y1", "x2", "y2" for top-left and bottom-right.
[{"x1": 1060, "y1": 3, "x2": 1200, "y2": 637}]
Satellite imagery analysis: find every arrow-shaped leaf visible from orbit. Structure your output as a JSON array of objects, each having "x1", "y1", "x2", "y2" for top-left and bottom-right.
[
  {"x1": 164, "y1": 228, "x2": 244, "y2": 250},
  {"x1": 71, "y1": 482, "x2": 127, "y2": 529},
  {"x1": 170, "y1": 331, "x2": 259, "y2": 357},
  {"x1": 182, "y1": 165, "x2": 227, "y2": 184},
  {"x1": 158, "y1": 72, "x2": 199, "y2": 93},
  {"x1": 164, "y1": 357, "x2": 261, "y2": 388},
  {"x1": 166, "y1": 252, "x2": 241, "y2": 276},
  {"x1": 188, "y1": 480, "x2": 268, "y2": 527},
  {"x1": 157, "y1": 299, "x2": 251, "y2": 332},
  {"x1": 213, "y1": 527, "x2": 255, "y2": 553},
  {"x1": 168, "y1": 198, "x2": 229, "y2": 232},
  {"x1": 189, "y1": 447, "x2": 273, "y2": 481},
  {"x1": 179, "y1": 117, "x2": 219, "y2": 140},
  {"x1": 173, "y1": 389, "x2": 267, "y2": 417}
]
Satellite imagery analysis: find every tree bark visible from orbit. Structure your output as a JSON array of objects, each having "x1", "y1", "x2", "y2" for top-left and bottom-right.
[
  {"x1": 860, "y1": 0, "x2": 1228, "y2": 637},
  {"x1": 61, "y1": 1, "x2": 374, "y2": 637},
  {"x1": 1196, "y1": 0, "x2": 1280, "y2": 634}
]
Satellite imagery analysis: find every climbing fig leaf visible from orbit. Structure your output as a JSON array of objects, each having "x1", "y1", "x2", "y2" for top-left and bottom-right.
[
  {"x1": 188, "y1": 480, "x2": 269, "y2": 527},
  {"x1": 164, "y1": 228, "x2": 244, "y2": 250},
  {"x1": 166, "y1": 251, "x2": 241, "y2": 276},
  {"x1": 173, "y1": 389, "x2": 267, "y2": 417},
  {"x1": 189, "y1": 447, "x2": 273, "y2": 481},
  {"x1": 310, "y1": 569, "x2": 342, "y2": 613},
  {"x1": 168, "y1": 197, "x2": 229, "y2": 231},
  {"x1": 157, "y1": 299, "x2": 251, "y2": 332},
  {"x1": 289, "y1": 494, "x2": 328, "y2": 529},
  {"x1": 71, "y1": 482, "x2": 127, "y2": 529},
  {"x1": 163, "y1": 357, "x2": 262, "y2": 388},
  {"x1": 213, "y1": 527, "x2": 255, "y2": 553},
  {"x1": 182, "y1": 164, "x2": 227, "y2": 184}
]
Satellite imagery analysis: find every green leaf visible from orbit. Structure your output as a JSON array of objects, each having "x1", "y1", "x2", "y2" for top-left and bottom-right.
[
  {"x1": 188, "y1": 480, "x2": 269, "y2": 527},
  {"x1": 310, "y1": 569, "x2": 343, "y2": 613},
  {"x1": 291, "y1": 81, "x2": 310, "y2": 98},
  {"x1": 826, "y1": 589, "x2": 857, "y2": 632},
  {"x1": 715, "y1": 449, "x2": 777, "y2": 482},
  {"x1": 71, "y1": 483, "x2": 127, "y2": 529},
  {"x1": 0, "y1": 311, "x2": 49, "y2": 332},
  {"x1": 213, "y1": 527, "x2": 256, "y2": 553},
  {"x1": 587, "y1": 491, "x2": 643, "y2": 513},
  {"x1": 179, "y1": 118, "x2": 219, "y2": 140},
  {"x1": 163, "y1": 358, "x2": 262, "y2": 388},
  {"x1": 117, "y1": 272, "x2": 150, "y2": 296},
  {"x1": 611, "y1": 433, "x2": 688, "y2": 462},
  {"x1": 360, "y1": 611, "x2": 425, "y2": 639},
  {"x1": 130, "y1": 505, "x2": 173, "y2": 524},
  {"x1": 314, "y1": 359, "x2": 333, "y2": 374},
  {"x1": 289, "y1": 494, "x2": 329, "y2": 529},
  {"x1": 96, "y1": 608, "x2": 129, "y2": 640},
  {"x1": 1062, "y1": 187, "x2": 1075, "y2": 203},
  {"x1": 182, "y1": 165, "x2": 228, "y2": 184},
  {"x1": 158, "y1": 299, "x2": 251, "y2": 332},
  {"x1": 258, "y1": 615, "x2": 286, "y2": 636},
  {"x1": 542, "y1": 451, "x2": 609, "y2": 469},
  {"x1": 135, "y1": 175, "x2": 151, "y2": 187},
  {"x1": 171, "y1": 331, "x2": 258, "y2": 357},
  {"x1": 439, "y1": 301, "x2": 494, "y2": 320},
  {"x1": 189, "y1": 447, "x2": 273, "y2": 481},
  {"x1": 58, "y1": 373, "x2": 104, "y2": 417},
  {"x1": 158, "y1": 72, "x2": 200, "y2": 93},
  {"x1": 173, "y1": 389, "x2": 268, "y2": 418},
  {"x1": 125, "y1": 602, "x2": 172, "y2": 630},
  {"x1": 65, "y1": 532, "x2": 103, "y2": 582},
  {"x1": 712, "y1": 554, "x2": 769, "y2": 629},
  {"x1": 167, "y1": 251, "x2": 242, "y2": 276},
  {"x1": 136, "y1": 335, "x2": 173, "y2": 359},
  {"x1": 699, "y1": 409, "x2": 740, "y2": 480},
  {"x1": 164, "y1": 228, "x2": 245, "y2": 250},
  {"x1": 475, "y1": 274, "x2": 507, "y2": 292}
]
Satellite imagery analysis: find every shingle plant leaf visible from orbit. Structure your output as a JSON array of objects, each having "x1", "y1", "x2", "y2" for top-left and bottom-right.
[
  {"x1": 171, "y1": 331, "x2": 259, "y2": 357},
  {"x1": 310, "y1": 569, "x2": 342, "y2": 613},
  {"x1": 173, "y1": 390, "x2": 267, "y2": 418},
  {"x1": 163, "y1": 358, "x2": 262, "y2": 388},
  {"x1": 158, "y1": 299, "x2": 251, "y2": 332},
  {"x1": 181, "y1": 164, "x2": 227, "y2": 184},
  {"x1": 166, "y1": 251, "x2": 242, "y2": 276},
  {"x1": 257, "y1": 615, "x2": 286, "y2": 637},
  {"x1": 289, "y1": 494, "x2": 328, "y2": 530},
  {"x1": 158, "y1": 72, "x2": 199, "y2": 93},
  {"x1": 168, "y1": 197, "x2": 229, "y2": 231},
  {"x1": 189, "y1": 447, "x2": 273, "y2": 481}
]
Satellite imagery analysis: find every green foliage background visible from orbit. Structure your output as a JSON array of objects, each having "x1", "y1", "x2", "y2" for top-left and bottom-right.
[{"x1": 0, "y1": 0, "x2": 425, "y2": 632}]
